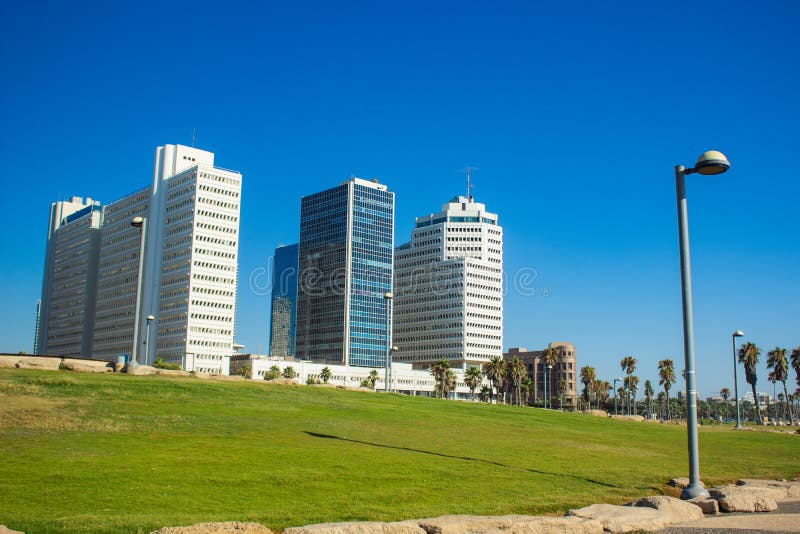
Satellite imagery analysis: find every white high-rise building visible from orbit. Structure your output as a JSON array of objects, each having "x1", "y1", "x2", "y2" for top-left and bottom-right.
[
  {"x1": 39, "y1": 144, "x2": 242, "y2": 374},
  {"x1": 394, "y1": 195, "x2": 503, "y2": 369}
]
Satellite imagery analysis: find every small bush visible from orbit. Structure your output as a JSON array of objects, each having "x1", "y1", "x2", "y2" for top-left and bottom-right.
[
  {"x1": 360, "y1": 378, "x2": 373, "y2": 389},
  {"x1": 264, "y1": 365, "x2": 282, "y2": 380},
  {"x1": 153, "y1": 358, "x2": 181, "y2": 370},
  {"x1": 306, "y1": 376, "x2": 321, "y2": 385},
  {"x1": 282, "y1": 366, "x2": 297, "y2": 379}
]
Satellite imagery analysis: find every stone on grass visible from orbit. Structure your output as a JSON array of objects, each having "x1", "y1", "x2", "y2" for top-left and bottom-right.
[
  {"x1": 0, "y1": 525, "x2": 25, "y2": 534},
  {"x1": 156, "y1": 369, "x2": 191, "y2": 377},
  {"x1": 584, "y1": 410, "x2": 608, "y2": 418},
  {"x1": 567, "y1": 503, "x2": 670, "y2": 533},
  {"x1": 609, "y1": 415, "x2": 645, "y2": 422},
  {"x1": 708, "y1": 485, "x2": 778, "y2": 512},
  {"x1": 630, "y1": 495, "x2": 704, "y2": 522},
  {"x1": 736, "y1": 478, "x2": 800, "y2": 499},
  {"x1": 688, "y1": 497, "x2": 719, "y2": 515},
  {"x1": 0, "y1": 355, "x2": 21, "y2": 368},
  {"x1": 151, "y1": 521, "x2": 271, "y2": 533},
  {"x1": 283, "y1": 520, "x2": 424, "y2": 534},
  {"x1": 15, "y1": 356, "x2": 61, "y2": 370},
  {"x1": 416, "y1": 514, "x2": 602, "y2": 534},
  {"x1": 126, "y1": 364, "x2": 158, "y2": 375},
  {"x1": 61, "y1": 359, "x2": 113, "y2": 373},
  {"x1": 668, "y1": 478, "x2": 690, "y2": 489}
]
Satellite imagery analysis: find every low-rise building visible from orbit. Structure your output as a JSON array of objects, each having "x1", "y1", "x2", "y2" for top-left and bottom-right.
[{"x1": 504, "y1": 343, "x2": 578, "y2": 409}]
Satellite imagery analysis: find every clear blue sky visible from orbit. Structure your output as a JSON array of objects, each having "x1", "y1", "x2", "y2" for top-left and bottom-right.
[{"x1": 1, "y1": 1, "x2": 798, "y2": 398}]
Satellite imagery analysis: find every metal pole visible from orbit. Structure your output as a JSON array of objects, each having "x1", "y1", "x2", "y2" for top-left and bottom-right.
[
  {"x1": 675, "y1": 165, "x2": 709, "y2": 500},
  {"x1": 144, "y1": 319, "x2": 152, "y2": 366},
  {"x1": 131, "y1": 218, "x2": 147, "y2": 367},
  {"x1": 384, "y1": 295, "x2": 391, "y2": 392},
  {"x1": 614, "y1": 378, "x2": 619, "y2": 415}
]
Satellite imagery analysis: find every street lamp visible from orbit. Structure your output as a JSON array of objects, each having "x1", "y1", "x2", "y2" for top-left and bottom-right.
[
  {"x1": 633, "y1": 383, "x2": 639, "y2": 416},
  {"x1": 674, "y1": 150, "x2": 730, "y2": 500},
  {"x1": 547, "y1": 364, "x2": 553, "y2": 409},
  {"x1": 144, "y1": 315, "x2": 155, "y2": 366},
  {"x1": 383, "y1": 292, "x2": 393, "y2": 393},
  {"x1": 729, "y1": 330, "x2": 745, "y2": 428},
  {"x1": 613, "y1": 377, "x2": 623, "y2": 415},
  {"x1": 389, "y1": 345, "x2": 398, "y2": 392},
  {"x1": 130, "y1": 216, "x2": 148, "y2": 368}
]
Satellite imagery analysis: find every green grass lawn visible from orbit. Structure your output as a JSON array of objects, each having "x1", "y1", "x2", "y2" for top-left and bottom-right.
[{"x1": 0, "y1": 368, "x2": 797, "y2": 533}]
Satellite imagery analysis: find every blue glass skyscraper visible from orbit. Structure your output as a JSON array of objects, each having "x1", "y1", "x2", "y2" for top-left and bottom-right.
[
  {"x1": 268, "y1": 243, "x2": 298, "y2": 357},
  {"x1": 296, "y1": 178, "x2": 394, "y2": 367}
]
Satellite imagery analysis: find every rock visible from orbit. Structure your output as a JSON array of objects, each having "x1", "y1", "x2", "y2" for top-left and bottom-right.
[
  {"x1": 60, "y1": 359, "x2": 113, "y2": 373},
  {"x1": 126, "y1": 364, "x2": 158, "y2": 375},
  {"x1": 630, "y1": 495, "x2": 704, "y2": 522},
  {"x1": 0, "y1": 355, "x2": 21, "y2": 368},
  {"x1": 708, "y1": 485, "x2": 778, "y2": 512},
  {"x1": 284, "y1": 520, "x2": 424, "y2": 534},
  {"x1": 688, "y1": 497, "x2": 719, "y2": 515},
  {"x1": 668, "y1": 477, "x2": 690, "y2": 489},
  {"x1": 567, "y1": 503, "x2": 671, "y2": 533},
  {"x1": 192, "y1": 371, "x2": 212, "y2": 379},
  {"x1": 416, "y1": 514, "x2": 602, "y2": 534},
  {"x1": 609, "y1": 415, "x2": 645, "y2": 422},
  {"x1": 151, "y1": 521, "x2": 271, "y2": 533},
  {"x1": 0, "y1": 525, "x2": 25, "y2": 534},
  {"x1": 264, "y1": 377, "x2": 300, "y2": 385},
  {"x1": 15, "y1": 356, "x2": 62, "y2": 370},
  {"x1": 736, "y1": 478, "x2": 800, "y2": 499},
  {"x1": 156, "y1": 369, "x2": 191, "y2": 377},
  {"x1": 584, "y1": 410, "x2": 608, "y2": 418}
]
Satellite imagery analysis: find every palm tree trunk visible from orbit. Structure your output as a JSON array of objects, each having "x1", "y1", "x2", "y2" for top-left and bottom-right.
[
  {"x1": 666, "y1": 391, "x2": 670, "y2": 420},
  {"x1": 783, "y1": 381, "x2": 794, "y2": 421},
  {"x1": 751, "y1": 383, "x2": 762, "y2": 423}
]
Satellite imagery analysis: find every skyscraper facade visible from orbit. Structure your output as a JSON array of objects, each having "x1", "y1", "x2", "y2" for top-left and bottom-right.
[
  {"x1": 295, "y1": 178, "x2": 394, "y2": 367},
  {"x1": 37, "y1": 144, "x2": 242, "y2": 374},
  {"x1": 393, "y1": 195, "x2": 503, "y2": 369},
  {"x1": 269, "y1": 243, "x2": 299, "y2": 357}
]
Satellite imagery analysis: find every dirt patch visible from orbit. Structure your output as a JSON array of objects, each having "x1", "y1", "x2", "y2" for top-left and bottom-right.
[{"x1": 0, "y1": 394, "x2": 123, "y2": 433}]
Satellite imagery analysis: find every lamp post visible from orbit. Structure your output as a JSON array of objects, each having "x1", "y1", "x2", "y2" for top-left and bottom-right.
[
  {"x1": 731, "y1": 330, "x2": 744, "y2": 429},
  {"x1": 389, "y1": 345, "x2": 398, "y2": 392},
  {"x1": 130, "y1": 216, "x2": 147, "y2": 368},
  {"x1": 547, "y1": 364, "x2": 553, "y2": 409},
  {"x1": 144, "y1": 315, "x2": 155, "y2": 366},
  {"x1": 674, "y1": 150, "x2": 730, "y2": 500},
  {"x1": 613, "y1": 377, "x2": 623, "y2": 415},
  {"x1": 383, "y1": 292, "x2": 393, "y2": 393},
  {"x1": 633, "y1": 383, "x2": 639, "y2": 416}
]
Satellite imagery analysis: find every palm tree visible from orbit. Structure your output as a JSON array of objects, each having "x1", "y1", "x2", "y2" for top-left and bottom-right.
[
  {"x1": 542, "y1": 346, "x2": 561, "y2": 403},
  {"x1": 557, "y1": 379, "x2": 567, "y2": 410},
  {"x1": 620, "y1": 356, "x2": 637, "y2": 414},
  {"x1": 739, "y1": 342, "x2": 762, "y2": 424},
  {"x1": 368, "y1": 369, "x2": 380, "y2": 389},
  {"x1": 791, "y1": 346, "x2": 800, "y2": 391},
  {"x1": 644, "y1": 380, "x2": 654, "y2": 418},
  {"x1": 658, "y1": 358, "x2": 675, "y2": 420},
  {"x1": 483, "y1": 356, "x2": 505, "y2": 404},
  {"x1": 320, "y1": 366, "x2": 332, "y2": 384},
  {"x1": 478, "y1": 385, "x2": 491, "y2": 403},
  {"x1": 579, "y1": 366, "x2": 596, "y2": 409},
  {"x1": 464, "y1": 366, "x2": 483, "y2": 401},
  {"x1": 430, "y1": 359, "x2": 451, "y2": 399},
  {"x1": 508, "y1": 357, "x2": 526, "y2": 406},
  {"x1": 720, "y1": 387, "x2": 730, "y2": 419},
  {"x1": 625, "y1": 375, "x2": 640, "y2": 415},
  {"x1": 443, "y1": 368, "x2": 457, "y2": 399},
  {"x1": 767, "y1": 347, "x2": 793, "y2": 422},
  {"x1": 595, "y1": 380, "x2": 611, "y2": 410},
  {"x1": 520, "y1": 376, "x2": 533, "y2": 406}
]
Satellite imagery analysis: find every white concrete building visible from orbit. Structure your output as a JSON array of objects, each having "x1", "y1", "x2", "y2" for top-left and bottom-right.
[
  {"x1": 39, "y1": 145, "x2": 242, "y2": 374},
  {"x1": 37, "y1": 196, "x2": 102, "y2": 356},
  {"x1": 394, "y1": 195, "x2": 503, "y2": 369}
]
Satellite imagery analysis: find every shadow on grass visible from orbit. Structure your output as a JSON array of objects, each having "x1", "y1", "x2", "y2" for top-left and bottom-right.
[{"x1": 304, "y1": 431, "x2": 618, "y2": 488}]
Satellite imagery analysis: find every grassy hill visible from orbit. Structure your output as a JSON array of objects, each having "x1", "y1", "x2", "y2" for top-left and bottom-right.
[{"x1": 0, "y1": 368, "x2": 797, "y2": 533}]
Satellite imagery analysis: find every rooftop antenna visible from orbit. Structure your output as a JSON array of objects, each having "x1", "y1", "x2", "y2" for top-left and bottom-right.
[
  {"x1": 192, "y1": 128, "x2": 196, "y2": 147},
  {"x1": 465, "y1": 166, "x2": 477, "y2": 201}
]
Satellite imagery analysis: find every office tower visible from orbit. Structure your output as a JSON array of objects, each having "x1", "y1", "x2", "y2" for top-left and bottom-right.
[
  {"x1": 269, "y1": 243, "x2": 299, "y2": 357},
  {"x1": 37, "y1": 196, "x2": 103, "y2": 357},
  {"x1": 394, "y1": 195, "x2": 503, "y2": 369},
  {"x1": 295, "y1": 178, "x2": 394, "y2": 367},
  {"x1": 38, "y1": 144, "x2": 242, "y2": 374}
]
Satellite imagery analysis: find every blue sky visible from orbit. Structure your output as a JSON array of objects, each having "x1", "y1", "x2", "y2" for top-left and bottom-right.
[{"x1": 1, "y1": 1, "x2": 798, "y2": 398}]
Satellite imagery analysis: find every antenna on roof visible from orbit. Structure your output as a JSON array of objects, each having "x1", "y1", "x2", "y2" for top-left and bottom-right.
[
  {"x1": 465, "y1": 166, "x2": 477, "y2": 201},
  {"x1": 192, "y1": 128, "x2": 196, "y2": 147}
]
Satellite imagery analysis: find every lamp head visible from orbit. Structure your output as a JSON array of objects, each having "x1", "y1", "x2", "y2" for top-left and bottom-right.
[
  {"x1": 733, "y1": 330, "x2": 744, "y2": 337},
  {"x1": 131, "y1": 216, "x2": 144, "y2": 228},
  {"x1": 383, "y1": 292, "x2": 393, "y2": 299},
  {"x1": 146, "y1": 315, "x2": 155, "y2": 322},
  {"x1": 693, "y1": 150, "x2": 730, "y2": 175},
  {"x1": 392, "y1": 345, "x2": 399, "y2": 351}
]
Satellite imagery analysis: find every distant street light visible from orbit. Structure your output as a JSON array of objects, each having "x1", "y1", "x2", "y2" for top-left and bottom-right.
[
  {"x1": 547, "y1": 364, "x2": 553, "y2": 409},
  {"x1": 613, "y1": 377, "x2": 623, "y2": 415},
  {"x1": 732, "y1": 330, "x2": 744, "y2": 429},
  {"x1": 674, "y1": 150, "x2": 730, "y2": 500},
  {"x1": 130, "y1": 216, "x2": 147, "y2": 368}
]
